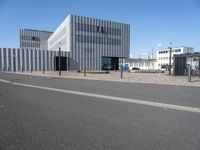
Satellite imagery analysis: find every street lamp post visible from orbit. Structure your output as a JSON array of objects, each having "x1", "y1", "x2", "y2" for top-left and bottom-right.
[
  {"x1": 84, "y1": 49, "x2": 86, "y2": 77},
  {"x1": 13, "y1": 54, "x2": 16, "y2": 72},
  {"x1": 59, "y1": 46, "x2": 61, "y2": 76},
  {"x1": 169, "y1": 43, "x2": 172, "y2": 75},
  {"x1": 188, "y1": 65, "x2": 192, "y2": 82},
  {"x1": 120, "y1": 58, "x2": 123, "y2": 79}
]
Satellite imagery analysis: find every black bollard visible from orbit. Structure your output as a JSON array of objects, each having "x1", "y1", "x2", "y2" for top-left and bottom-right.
[
  {"x1": 121, "y1": 66, "x2": 123, "y2": 79},
  {"x1": 43, "y1": 67, "x2": 45, "y2": 74},
  {"x1": 84, "y1": 66, "x2": 86, "y2": 77}
]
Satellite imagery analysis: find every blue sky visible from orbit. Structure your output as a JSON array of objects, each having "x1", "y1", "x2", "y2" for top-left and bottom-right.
[{"x1": 0, "y1": 0, "x2": 200, "y2": 58}]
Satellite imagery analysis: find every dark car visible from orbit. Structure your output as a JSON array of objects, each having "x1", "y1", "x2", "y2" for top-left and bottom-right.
[{"x1": 132, "y1": 67, "x2": 140, "y2": 70}]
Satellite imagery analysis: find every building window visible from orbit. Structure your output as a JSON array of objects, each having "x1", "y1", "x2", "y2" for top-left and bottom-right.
[
  {"x1": 32, "y1": 36, "x2": 36, "y2": 41},
  {"x1": 100, "y1": 26, "x2": 104, "y2": 33},
  {"x1": 96, "y1": 26, "x2": 100, "y2": 32},
  {"x1": 175, "y1": 49, "x2": 181, "y2": 53},
  {"x1": 96, "y1": 26, "x2": 104, "y2": 33}
]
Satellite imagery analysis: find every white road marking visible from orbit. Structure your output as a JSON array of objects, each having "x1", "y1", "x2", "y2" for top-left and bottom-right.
[
  {"x1": 0, "y1": 79, "x2": 12, "y2": 83},
  {"x1": 0, "y1": 78, "x2": 200, "y2": 113}
]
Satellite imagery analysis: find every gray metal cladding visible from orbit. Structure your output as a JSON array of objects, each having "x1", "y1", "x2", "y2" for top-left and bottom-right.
[
  {"x1": 69, "y1": 15, "x2": 130, "y2": 71},
  {"x1": 9, "y1": 15, "x2": 130, "y2": 71},
  {"x1": 20, "y1": 29, "x2": 53, "y2": 50},
  {"x1": 0, "y1": 48, "x2": 70, "y2": 72}
]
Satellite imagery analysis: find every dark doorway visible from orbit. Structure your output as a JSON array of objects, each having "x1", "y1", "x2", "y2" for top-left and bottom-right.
[
  {"x1": 54, "y1": 57, "x2": 69, "y2": 71},
  {"x1": 102, "y1": 57, "x2": 119, "y2": 70},
  {"x1": 111, "y1": 57, "x2": 119, "y2": 70}
]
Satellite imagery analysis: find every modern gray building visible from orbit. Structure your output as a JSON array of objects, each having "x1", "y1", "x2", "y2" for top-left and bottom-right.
[
  {"x1": 20, "y1": 29, "x2": 53, "y2": 50},
  {"x1": 48, "y1": 14, "x2": 130, "y2": 71},
  {"x1": 1, "y1": 14, "x2": 130, "y2": 72}
]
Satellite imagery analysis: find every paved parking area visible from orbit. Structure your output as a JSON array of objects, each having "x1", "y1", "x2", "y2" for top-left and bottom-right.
[{"x1": 5, "y1": 71, "x2": 200, "y2": 87}]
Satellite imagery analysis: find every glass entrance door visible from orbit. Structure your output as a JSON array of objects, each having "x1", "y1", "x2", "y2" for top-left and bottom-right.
[{"x1": 102, "y1": 57, "x2": 119, "y2": 70}]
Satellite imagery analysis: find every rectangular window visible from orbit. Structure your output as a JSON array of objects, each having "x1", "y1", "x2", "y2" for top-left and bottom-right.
[
  {"x1": 175, "y1": 49, "x2": 181, "y2": 53},
  {"x1": 96, "y1": 26, "x2": 100, "y2": 32},
  {"x1": 102, "y1": 27, "x2": 104, "y2": 33}
]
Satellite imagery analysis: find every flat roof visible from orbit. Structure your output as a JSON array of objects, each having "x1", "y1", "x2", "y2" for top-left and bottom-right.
[{"x1": 21, "y1": 29, "x2": 53, "y2": 33}]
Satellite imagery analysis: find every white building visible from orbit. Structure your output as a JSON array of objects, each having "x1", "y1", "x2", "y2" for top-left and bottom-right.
[
  {"x1": 125, "y1": 58, "x2": 157, "y2": 70},
  {"x1": 157, "y1": 46, "x2": 194, "y2": 69}
]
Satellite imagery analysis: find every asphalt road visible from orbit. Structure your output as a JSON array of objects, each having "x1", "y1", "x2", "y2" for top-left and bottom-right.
[
  {"x1": 1, "y1": 72, "x2": 200, "y2": 107},
  {"x1": 0, "y1": 72, "x2": 200, "y2": 150}
]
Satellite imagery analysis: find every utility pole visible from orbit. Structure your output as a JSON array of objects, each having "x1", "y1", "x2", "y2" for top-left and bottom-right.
[
  {"x1": 169, "y1": 43, "x2": 172, "y2": 75},
  {"x1": 188, "y1": 65, "x2": 192, "y2": 82}
]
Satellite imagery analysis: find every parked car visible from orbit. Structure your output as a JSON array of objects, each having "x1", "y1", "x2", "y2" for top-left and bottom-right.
[
  {"x1": 160, "y1": 67, "x2": 166, "y2": 72},
  {"x1": 132, "y1": 67, "x2": 140, "y2": 70}
]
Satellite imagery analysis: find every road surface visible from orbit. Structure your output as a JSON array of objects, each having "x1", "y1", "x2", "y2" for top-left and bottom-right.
[{"x1": 0, "y1": 72, "x2": 200, "y2": 150}]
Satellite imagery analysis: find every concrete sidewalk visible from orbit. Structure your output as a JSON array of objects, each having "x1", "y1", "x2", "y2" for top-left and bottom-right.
[{"x1": 5, "y1": 71, "x2": 200, "y2": 87}]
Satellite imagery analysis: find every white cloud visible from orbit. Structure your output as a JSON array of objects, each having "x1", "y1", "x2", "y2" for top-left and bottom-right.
[
  {"x1": 157, "y1": 43, "x2": 162, "y2": 48},
  {"x1": 130, "y1": 54, "x2": 133, "y2": 58},
  {"x1": 140, "y1": 52, "x2": 147, "y2": 56}
]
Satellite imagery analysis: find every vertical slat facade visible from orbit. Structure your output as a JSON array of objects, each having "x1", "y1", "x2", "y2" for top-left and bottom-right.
[
  {"x1": 0, "y1": 48, "x2": 70, "y2": 72},
  {"x1": 68, "y1": 15, "x2": 130, "y2": 71},
  {"x1": 1, "y1": 16, "x2": 130, "y2": 72}
]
